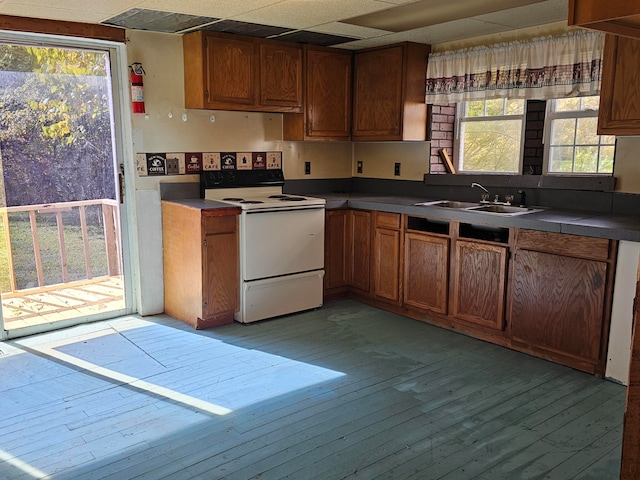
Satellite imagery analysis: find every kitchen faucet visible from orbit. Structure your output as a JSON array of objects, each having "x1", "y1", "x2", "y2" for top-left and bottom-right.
[{"x1": 471, "y1": 182, "x2": 491, "y2": 202}]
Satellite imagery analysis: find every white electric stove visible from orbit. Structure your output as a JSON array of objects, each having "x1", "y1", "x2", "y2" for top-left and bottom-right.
[{"x1": 202, "y1": 170, "x2": 325, "y2": 323}]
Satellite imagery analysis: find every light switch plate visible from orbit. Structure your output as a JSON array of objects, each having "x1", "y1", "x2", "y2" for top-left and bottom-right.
[{"x1": 394, "y1": 162, "x2": 401, "y2": 176}]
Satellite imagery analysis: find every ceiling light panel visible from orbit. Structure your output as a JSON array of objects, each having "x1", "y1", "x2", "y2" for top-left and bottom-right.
[
  {"x1": 103, "y1": 9, "x2": 217, "y2": 33},
  {"x1": 342, "y1": 0, "x2": 547, "y2": 32},
  {"x1": 471, "y1": 0, "x2": 568, "y2": 29}
]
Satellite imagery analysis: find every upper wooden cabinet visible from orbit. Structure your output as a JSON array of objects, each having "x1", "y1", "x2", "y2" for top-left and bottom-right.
[
  {"x1": 283, "y1": 45, "x2": 352, "y2": 141},
  {"x1": 352, "y1": 42, "x2": 431, "y2": 141},
  {"x1": 597, "y1": 34, "x2": 640, "y2": 135},
  {"x1": 569, "y1": 0, "x2": 640, "y2": 38},
  {"x1": 183, "y1": 31, "x2": 302, "y2": 113}
]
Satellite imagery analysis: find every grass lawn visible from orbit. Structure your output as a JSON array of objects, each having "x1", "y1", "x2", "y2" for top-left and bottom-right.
[{"x1": 0, "y1": 209, "x2": 111, "y2": 293}]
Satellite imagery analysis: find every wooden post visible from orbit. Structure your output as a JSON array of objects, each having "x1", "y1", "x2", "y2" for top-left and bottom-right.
[
  {"x1": 102, "y1": 202, "x2": 120, "y2": 276},
  {"x1": 56, "y1": 210, "x2": 68, "y2": 283},
  {"x1": 78, "y1": 205, "x2": 92, "y2": 280},
  {"x1": 29, "y1": 210, "x2": 44, "y2": 287},
  {"x1": 1, "y1": 210, "x2": 16, "y2": 292}
]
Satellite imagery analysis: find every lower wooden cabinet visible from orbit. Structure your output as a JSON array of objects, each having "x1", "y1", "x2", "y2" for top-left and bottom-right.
[
  {"x1": 349, "y1": 210, "x2": 372, "y2": 295},
  {"x1": 451, "y1": 240, "x2": 508, "y2": 330},
  {"x1": 162, "y1": 201, "x2": 239, "y2": 329},
  {"x1": 324, "y1": 210, "x2": 349, "y2": 294},
  {"x1": 509, "y1": 248, "x2": 607, "y2": 362},
  {"x1": 373, "y1": 212, "x2": 402, "y2": 305},
  {"x1": 507, "y1": 229, "x2": 615, "y2": 372},
  {"x1": 403, "y1": 232, "x2": 449, "y2": 314}
]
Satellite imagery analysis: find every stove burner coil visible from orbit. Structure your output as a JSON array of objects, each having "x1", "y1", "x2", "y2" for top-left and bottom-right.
[{"x1": 223, "y1": 197, "x2": 244, "y2": 201}]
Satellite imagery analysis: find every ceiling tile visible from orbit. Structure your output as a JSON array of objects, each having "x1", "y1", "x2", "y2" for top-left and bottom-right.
[
  {"x1": 0, "y1": 3, "x2": 112, "y2": 23},
  {"x1": 307, "y1": 21, "x2": 390, "y2": 40},
  {"x1": 471, "y1": 0, "x2": 568, "y2": 28},
  {"x1": 103, "y1": 8, "x2": 217, "y2": 33},
  {"x1": 275, "y1": 30, "x2": 359, "y2": 46},
  {"x1": 232, "y1": 0, "x2": 392, "y2": 31},
  {"x1": 136, "y1": 0, "x2": 284, "y2": 18},
  {"x1": 202, "y1": 20, "x2": 293, "y2": 37}
]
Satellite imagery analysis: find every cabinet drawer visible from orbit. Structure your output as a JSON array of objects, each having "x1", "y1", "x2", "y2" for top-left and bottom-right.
[
  {"x1": 203, "y1": 215, "x2": 237, "y2": 235},
  {"x1": 515, "y1": 229, "x2": 610, "y2": 261},
  {"x1": 375, "y1": 212, "x2": 401, "y2": 230}
]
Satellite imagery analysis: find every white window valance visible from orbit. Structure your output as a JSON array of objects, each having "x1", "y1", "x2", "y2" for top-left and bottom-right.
[{"x1": 425, "y1": 30, "x2": 605, "y2": 104}]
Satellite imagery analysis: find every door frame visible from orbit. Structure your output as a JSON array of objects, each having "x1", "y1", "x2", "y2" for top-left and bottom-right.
[{"x1": 0, "y1": 31, "x2": 138, "y2": 340}]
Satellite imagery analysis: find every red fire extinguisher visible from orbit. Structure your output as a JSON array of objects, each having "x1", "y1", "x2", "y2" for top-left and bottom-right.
[{"x1": 129, "y1": 62, "x2": 146, "y2": 114}]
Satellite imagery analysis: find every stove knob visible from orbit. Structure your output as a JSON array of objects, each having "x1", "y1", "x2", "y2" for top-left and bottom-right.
[{"x1": 224, "y1": 170, "x2": 235, "y2": 182}]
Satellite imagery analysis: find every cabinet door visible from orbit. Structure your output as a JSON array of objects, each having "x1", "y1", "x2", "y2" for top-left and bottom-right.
[
  {"x1": 324, "y1": 210, "x2": 349, "y2": 292},
  {"x1": 451, "y1": 240, "x2": 507, "y2": 330},
  {"x1": 259, "y1": 42, "x2": 302, "y2": 109},
  {"x1": 404, "y1": 232, "x2": 449, "y2": 314},
  {"x1": 598, "y1": 34, "x2": 640, "y2": 135},
  {"x1": 373, "y1": 227, "x2": 402, "y2": 304},
  {"x1": 203, "y1": 216, "x2": 238, "y2": 321},
  {"x1": 349, "y1": 210, "x2": 372, "y2": 295},
  {"x1": 306, "y1": 47, "x2": 352, "y2": 139},
  {"x1": 353, "y1": 45, "x2": 403, "y2": 139},
  {"x1": 204, "y1": 34, "x2": 257, "y2": 107},
  {"x1": 509, "y1": 249, "x2": 607, "y2": 361}
]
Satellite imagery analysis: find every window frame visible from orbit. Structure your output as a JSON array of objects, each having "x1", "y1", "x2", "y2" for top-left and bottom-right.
[
  {"x1": 543, "y1": 97, "x2": 614, "y2": 176},
  {"x1": 454, "y1": 99, "x2": 526, "y2": 175}
]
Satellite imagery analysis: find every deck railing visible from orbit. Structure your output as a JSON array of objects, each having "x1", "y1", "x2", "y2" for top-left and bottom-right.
[{"x1": 0, "y1": 199, "x2": 121, "y2": 294}]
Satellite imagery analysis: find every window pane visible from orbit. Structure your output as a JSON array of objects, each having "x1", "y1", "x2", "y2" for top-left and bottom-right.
[
  {"x1": 575, "y1": 117, "x2": 599, "y2": 144},
  {"x1": 506, "y1": 99, "x2": 525, "y2": 115},
  {"x1": 582, "y1": 96, "x2": 600, "y2": 110},
  {"x1": 466, "y1": 101, "x2": 485, "y2": 117},
  {"x1": 549, "y1": 146, "x2": 574, "y2": 172},
  {"x1": 574, "y1": 146, "x2": 598, "y2": 172},
  {"x1": 485, "y1": 98, "x2": 504, "y2": 116},
  {"x1": 551, "y1": 118, "x2": 576, "y2": 145},
  {"x1": 461, "y1": 119, "x2": 521, "y2": 172},
  {"x1": 599, "y1": 146, "x2": 615, "y2": 173},
  {"x1": 601, "y1": 134, "x2": 616, "y2": 145},
  {"x1": 555, "y1": 98, "x2": 580, "y2": 112}
]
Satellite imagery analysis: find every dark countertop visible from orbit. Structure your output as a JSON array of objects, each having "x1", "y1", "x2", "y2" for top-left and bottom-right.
[
  {"x1": 313, "y1": 193, "x2": 640, "y2": 242},
  {"x1": 161, "y1": 198, "x2": 241, "y2": 216}
]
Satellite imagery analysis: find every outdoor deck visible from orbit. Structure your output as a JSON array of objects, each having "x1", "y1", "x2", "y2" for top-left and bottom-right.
[{"x1": 1, "y1": 276, "x2": 124, "y2": 330}]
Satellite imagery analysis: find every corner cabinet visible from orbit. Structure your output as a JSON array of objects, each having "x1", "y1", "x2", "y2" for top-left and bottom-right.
[
  {"x1": 162, "y1": 201, "x2": 239, "y2": 329},
  {"x1": 352, "y1": 42, "x2": 431, "y2": 141},
  {"x1": 284, "y1": 45, "x2": 352, "y2": 141},
  {"x1": 324, "y1": 209, "x2": 350, "y2": 296},
  {"x1": 508, "y1": 229, "x2": 617, "y2": 374},
  {"x1": 597, "y1": 34, "x2": 640, "y2": 135},
  {"x1": 183, "y1": 31, "x2": 302, "y2": 113}
]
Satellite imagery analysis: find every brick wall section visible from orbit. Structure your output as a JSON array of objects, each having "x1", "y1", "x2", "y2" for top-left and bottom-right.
[
  {"x1": 523, "y1": 100, "x2": 546, "y2": 175},
  {"x1": 429, "y1": 104, "x2": 456, "y2": 174}
]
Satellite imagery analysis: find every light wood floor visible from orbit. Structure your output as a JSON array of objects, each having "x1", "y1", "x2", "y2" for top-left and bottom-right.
[
  {"x1": 1, "y1": 276, "x2": 125, "y2": 330},
  {"x1": 0, "y1": 300, "x2": 625, "y2": 480}
]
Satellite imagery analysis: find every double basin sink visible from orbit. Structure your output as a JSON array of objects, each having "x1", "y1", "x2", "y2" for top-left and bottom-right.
[{"x1": 414, "y1": 200, "x2": 542, "y2": 216}]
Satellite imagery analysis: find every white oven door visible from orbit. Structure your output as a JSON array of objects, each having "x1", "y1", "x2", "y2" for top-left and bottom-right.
[{"x1": 241, "y1": 206, "x2": 325, "y2": 281}]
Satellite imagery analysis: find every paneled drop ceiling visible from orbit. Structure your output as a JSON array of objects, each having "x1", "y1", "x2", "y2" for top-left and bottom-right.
[{"x1": 0, "y1": 0, "x2": 569, "y2": 48}]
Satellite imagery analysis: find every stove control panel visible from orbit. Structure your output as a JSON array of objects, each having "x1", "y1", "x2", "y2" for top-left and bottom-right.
[{"x1": 200, "y1": 169, "x2": 285, "y2": 197}]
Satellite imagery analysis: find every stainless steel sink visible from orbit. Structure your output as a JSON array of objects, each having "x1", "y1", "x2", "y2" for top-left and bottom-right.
[
  {"x1": 466, "y1": 204, "x2": 541, "y2": 215},
  {"x1": 414, "y1": 200, "x2": 481, "y2": 209}
]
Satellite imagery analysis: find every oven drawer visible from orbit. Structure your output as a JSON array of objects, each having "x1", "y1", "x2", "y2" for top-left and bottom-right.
[
  {"x1": 241, "y1": 207, "x2": 325, "y2": 280},
  {"x1": 238, "y1": 270, "x2": 324, "y2": 323}
]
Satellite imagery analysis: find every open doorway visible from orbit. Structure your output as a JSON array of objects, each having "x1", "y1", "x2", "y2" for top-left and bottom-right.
[{"x1": 0, "y1": 38, "x2": 133, "y2": 338}]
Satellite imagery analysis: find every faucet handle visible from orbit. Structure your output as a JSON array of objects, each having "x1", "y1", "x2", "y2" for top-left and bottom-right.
[
  {"x1": 481, "y1": 193, "x2": 489, "y2": 203},
  {"x1": 493, "y1": 194, "x2": 500, "y2": 203},
  {"x1": 504, "y1": 194, "x2": 514, "y2": 205}
]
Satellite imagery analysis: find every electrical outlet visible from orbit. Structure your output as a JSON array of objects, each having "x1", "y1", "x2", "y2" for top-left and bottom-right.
[
  {"x1": 357, "y1": 161, "x2": 363, "y2": 174},
  {"x1": 394, "y1": 162, "x2": 401, "y2": 176},
  {"x1": 304, "y1": 161, "x2": 311, "y2": 175}
]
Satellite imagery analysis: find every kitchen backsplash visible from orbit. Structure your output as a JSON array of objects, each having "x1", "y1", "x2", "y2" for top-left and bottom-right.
[{"x1": 136, "y1": 151, "x2": 283, "y2": 176}]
